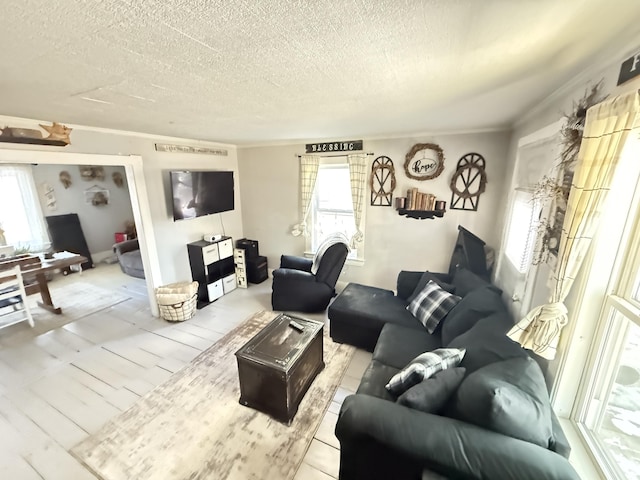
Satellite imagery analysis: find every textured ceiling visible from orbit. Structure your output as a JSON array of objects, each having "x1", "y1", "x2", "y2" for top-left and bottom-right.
[{"x1": 1, "y1": 0, "x2": 640, "y2": 144}]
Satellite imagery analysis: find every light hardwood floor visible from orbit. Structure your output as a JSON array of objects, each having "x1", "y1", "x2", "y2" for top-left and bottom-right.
[{"x1": 0, "y1": 263, "x2": 371, "y2": 479}]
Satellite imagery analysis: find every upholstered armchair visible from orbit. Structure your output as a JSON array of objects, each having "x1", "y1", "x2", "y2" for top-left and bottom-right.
[{"x1": 271, "y1": 238, "x2": 349, "y2": 313}]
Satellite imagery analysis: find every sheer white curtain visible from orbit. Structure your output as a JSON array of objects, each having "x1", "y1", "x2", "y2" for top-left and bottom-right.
[
  {"x1": 291, "y1": 155, "x2": 319, "y2": 237},
  {"x1": 347, "y1": 153, "x2": 368, "y2": 247},
  {"x1": 0, "y1": 165, "x2": 50, "y2": 251},
  {"x1": 508, "y1": 90, "x2": 640, "y2": 359}
]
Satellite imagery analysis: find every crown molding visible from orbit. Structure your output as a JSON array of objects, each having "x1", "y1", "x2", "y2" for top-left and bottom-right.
[{"x1": 236, "y1": 125, "x2": 510, "y2": 150}]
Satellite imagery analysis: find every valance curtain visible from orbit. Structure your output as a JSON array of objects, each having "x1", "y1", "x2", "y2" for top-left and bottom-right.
[
  {"x1": 347, "y1": 154, "x2": 368, "y2": 247},
  {"x1": 0, "y1": 164, "x2": 50, "y2": 251},
  {"x1": 291, "y1": 155, "x2": 319, "y2": 237},
  {"x1": 508, "y1": 89, "x2": 640, "y2": 360}
]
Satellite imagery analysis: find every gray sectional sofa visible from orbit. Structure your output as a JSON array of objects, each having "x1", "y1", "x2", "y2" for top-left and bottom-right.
[{"x1": 328, "y1": 268, "x2": 580, "y2": 480}]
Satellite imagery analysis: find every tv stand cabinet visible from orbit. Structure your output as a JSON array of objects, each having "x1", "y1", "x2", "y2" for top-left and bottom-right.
[{"x1": 187, "y1": 237, "x2": 236, "y2": 309}]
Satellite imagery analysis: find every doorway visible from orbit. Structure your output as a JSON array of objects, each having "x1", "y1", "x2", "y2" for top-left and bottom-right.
[
  {"x1": 495, "y1": 120, "x2": 563, "y2": 318},
  {"x1": 0, "y1": 149, "x2": 160, "y2": 316}
]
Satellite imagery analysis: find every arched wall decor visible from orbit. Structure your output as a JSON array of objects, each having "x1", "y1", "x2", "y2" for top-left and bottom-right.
[
  {"x1": 370, "y1": 156, "x2": 396, "y2": 206},
  {"x1": 449, "y1": 152, "x2": 487, "y2": 211}
]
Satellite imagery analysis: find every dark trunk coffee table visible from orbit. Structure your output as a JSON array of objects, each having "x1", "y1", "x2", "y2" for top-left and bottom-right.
[{"x1": 235, "y1": 313, "x2": 324, "y2": 424}]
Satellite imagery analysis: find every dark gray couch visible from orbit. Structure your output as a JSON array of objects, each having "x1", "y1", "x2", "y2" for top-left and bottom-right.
[
  {"x1": 329, "y1": 269, "x2": 580, "y2": 480},
  {"x1": 113, "y1": 239, "x2": 144, "y2": 279}
]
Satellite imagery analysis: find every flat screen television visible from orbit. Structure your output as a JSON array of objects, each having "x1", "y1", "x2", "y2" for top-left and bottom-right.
[{"x1": 170, "y1": 170, "x2": 234, "y2": 221}]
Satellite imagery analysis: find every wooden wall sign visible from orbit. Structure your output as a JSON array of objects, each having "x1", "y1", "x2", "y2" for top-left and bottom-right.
[
  {"x1": 155, "y1": 144, "x2": 228, "y2": 155},
  {"x1": 617, "y1": 51, "x2": 640, "y2": 85},
  {"x1": 404, "y1": 143, "x2": 445, "y2": 180},
  {"x1": 305, "y1": 140, "x2": 363, "y2": 153}
]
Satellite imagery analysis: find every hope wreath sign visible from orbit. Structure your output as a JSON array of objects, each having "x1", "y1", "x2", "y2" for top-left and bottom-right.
[{"x1": 404, "y1": 143, "x2": 445, "y2": 180}]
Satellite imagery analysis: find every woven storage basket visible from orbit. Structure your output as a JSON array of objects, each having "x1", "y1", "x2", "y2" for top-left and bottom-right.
[{"x1": 155, "y1": 281, "x2": 199, "y2": 322}]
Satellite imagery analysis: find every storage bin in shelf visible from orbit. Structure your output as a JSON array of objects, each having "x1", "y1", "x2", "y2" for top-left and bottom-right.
[{"x1": 397, "y1": 209, "x2": 446, "y2": 220}]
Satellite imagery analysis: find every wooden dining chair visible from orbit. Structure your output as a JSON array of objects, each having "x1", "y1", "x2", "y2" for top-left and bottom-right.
[{"x1": 0, "y1": 266, "x2": 35, "y2": 330}]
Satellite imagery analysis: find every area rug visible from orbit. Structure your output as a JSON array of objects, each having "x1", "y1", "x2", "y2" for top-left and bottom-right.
[
  {"x1": 71, "y1": 310, "x2": 355, "y2": 480},
  {"x1": 0, "y1": 281, "x2": 131, "y2": 344}
]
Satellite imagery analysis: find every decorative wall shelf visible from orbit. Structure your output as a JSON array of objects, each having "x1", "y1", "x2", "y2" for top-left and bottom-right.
[
  {"x1": 398, "y1": 209, "x2": 446, "y2": 220},
  {"x1": 0, "y1": 137, "x2": 67, "y2": 147}
]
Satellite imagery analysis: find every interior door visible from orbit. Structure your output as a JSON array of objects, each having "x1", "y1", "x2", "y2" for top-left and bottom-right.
[{"x1": 496, "y1": 125, "x2": 561, "y2": 319}]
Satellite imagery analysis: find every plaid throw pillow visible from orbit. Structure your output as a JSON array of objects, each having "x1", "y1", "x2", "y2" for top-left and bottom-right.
[
  {"x1": 386, "y1": 348, "x2": 466, "y2": 396},
  {"x1": 407, "y1": 280, "x2": 461, "y2": 333}
]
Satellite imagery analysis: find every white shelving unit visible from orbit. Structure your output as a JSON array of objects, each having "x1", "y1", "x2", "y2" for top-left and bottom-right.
[{"x1": 234, "y1": 248, "x2": 248, "y2": 289}]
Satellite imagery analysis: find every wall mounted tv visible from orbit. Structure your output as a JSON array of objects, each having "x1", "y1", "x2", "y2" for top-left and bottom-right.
[{"x1": 170, "y1": 170, "x2": 234, "y2": 221}]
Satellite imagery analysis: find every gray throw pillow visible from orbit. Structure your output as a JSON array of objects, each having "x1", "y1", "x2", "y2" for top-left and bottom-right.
[
  {"x1": 397, "y1": 367, "x2": 466, "y2": 414},
  {"x1": 386, "y1": 348, "x2": 466, "y2": 396},
  {"x1": 407, "y1": 281, "x2": 461, "y2": 333},
  {"x1": 441, "y1": 286, "x2": 507, "y2": 345},
  {"x1": 450, "y1": 357, "x2": 553, "y2": 448},
  {"x1": 446, "y1": 312, "x2": 525, "y2": 373}
]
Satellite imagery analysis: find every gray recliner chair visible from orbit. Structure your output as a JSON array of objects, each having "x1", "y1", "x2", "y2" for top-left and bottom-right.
[{"x1": 271, "y1": 237, "x2": 349, "y2": 313}]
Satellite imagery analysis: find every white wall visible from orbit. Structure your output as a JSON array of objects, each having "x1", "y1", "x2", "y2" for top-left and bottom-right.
[
  {"x1": 0, "y1": 117, "x2": 243, "y2": 285},
  {"x1": 238, "y1": 130, "x2": 511, "y2": 291},
  {"x1": 31, "y1": 164, "x2": 134, "y2": 258}
]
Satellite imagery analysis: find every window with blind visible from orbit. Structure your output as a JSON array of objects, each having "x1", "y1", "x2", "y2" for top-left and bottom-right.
[{"x1": 504, "y1": 190, "x2": 539, "y2": 274}]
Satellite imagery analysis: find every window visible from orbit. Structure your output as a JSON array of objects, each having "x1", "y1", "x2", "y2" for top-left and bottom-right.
[
  {"x1": 504, "y1": 189, "x2": 539, "y2": 273},
  {"x1": 307, "y1": 160, "x2": 363, "y2": 260},
  {"x1": 579, "y1": 273, "x2": 640, "y2": 479},
  {"x1": 569, "y1": 135, "x2": 640, "y2": 480},
  {"x1": 0, "y1": 165, "x2": 50, "y2": 252}
]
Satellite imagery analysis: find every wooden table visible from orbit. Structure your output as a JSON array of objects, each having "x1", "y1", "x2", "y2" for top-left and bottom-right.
[
  {"x1": 0, "y1": 254, "x2": 87, "y2": 314},
  {"x1": 235, "y1": 313, "x2": 324, "y2": 424}
]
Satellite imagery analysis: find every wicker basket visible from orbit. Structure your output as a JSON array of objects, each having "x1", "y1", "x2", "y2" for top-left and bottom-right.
[{"x1": 155, "y1": 281, "x2": 199, "y2": 322}]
